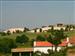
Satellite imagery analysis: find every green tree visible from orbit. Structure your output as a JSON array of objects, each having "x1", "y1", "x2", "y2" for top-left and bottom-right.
[
  {"x1": 36, "y1": 35, "x2": 46, "y2": 41},
  {"x1": 7, "y1": 30, "x2": 11, "y2": 35},
  {"x1": 31, "y1": 39, "x2": 35, "y2": 46},
  {"x1": 16, "y1": 34, "x2": 29, "y2": 44},
  {"x1": 0, "y1": 38, "x2": 16, "y2": 53},
  {"x1": 47, "y1": 26, "x2": 54, "y2": 33},
  {"x1": 34, "y1": 28, "x2": 37, "y2": 33},
  {"x1": 47, "y1": 30, "x2": 67, "y2": 52},
  {"x1": 65, "y1": 25, "x2": 74, "y2": 31},
  {"x1": 39, "y1": 28, "x2": 42, "y2": 32},
  {"x1": 0, "y1": 32, "x2": 6, "y2": 36},
  {"x1": 65, "y1": 25, "x2": 70, "y2": 31},
  {"x1": 24, "y1": 27, "x2": 29, "y2": 32},
  {"x1": 51, "y1": 26, "x2": 54, "y2": 31},
  {"x1": 16, "y1": 30, "x2": 22, "y2": 33}
]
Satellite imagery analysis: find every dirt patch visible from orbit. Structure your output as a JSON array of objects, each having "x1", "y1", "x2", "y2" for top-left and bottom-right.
[{"x1": 67, "y1": 49, "x2": 75, "y2": 56}]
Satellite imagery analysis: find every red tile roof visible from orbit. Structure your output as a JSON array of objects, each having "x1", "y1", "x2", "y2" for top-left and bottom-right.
[
  {"x1": 35, "y1": 40, "x2": 68, "y2": 47},
  {"x1": 59, "y1": 40, "x2": 68, "y2": 46},
  {"x1": 36, "y1": 41, "x2": 54, "y2": 47}
]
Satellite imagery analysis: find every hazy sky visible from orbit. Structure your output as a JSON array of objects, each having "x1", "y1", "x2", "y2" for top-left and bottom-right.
[{"x1": 0, "y1": 1, "x2": 75, "y2": 30}]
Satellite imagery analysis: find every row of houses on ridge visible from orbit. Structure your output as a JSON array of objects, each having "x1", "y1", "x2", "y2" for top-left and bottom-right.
[{"x1": 3, "y1": 23, "x2": 74, "y2": 33}]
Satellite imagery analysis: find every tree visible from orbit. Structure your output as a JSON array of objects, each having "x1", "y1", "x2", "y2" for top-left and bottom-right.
[
  {"x1": 16, "y1": 30, "x2": 22, "y2": 33},
  {"x1": 36, "y1": 35, "x2": 46, "y2": 41},
  {"x1": 16, "y1": 34, "x2": 29, "y2": 44},
  {"x1": 65, "y1": 25, "x2": 74, "y2": 31},
  {"x1": 24, "y1": 27, "x2": 29, "y2": 32},
  {"x1": 0, "y1": 32, "x2": 6, "y2": 36},
  {"x1": 47, "y1": 30, "x2": 67, "y2": 52},
  {"x1": 0, "y1": 38, "x2": 16, "y2": 53},
  {"x1": 7, "y1": 30, "x2": 11, "y2": 35},
  {"x1": 21, "y1": 34, "x2": 29, "y2": 43},
  {"x1": 34, "y1": 28, "x2": 37, "y2": 33},
  {"x1": 65, "y1": 25, "x2": 70, "y2": 31},
  {"x1": 51, "y1": 26, "x2": 54, "y2": 31},
  {"x1": 31, "y1": 39, "x2": 36, "y2": 46},
  {"x1": 39, "y1": 28, "x2": 42, "y2": 32},
  {"x1": 47, "y1": 26, "x2": 54, "y2": 33}
]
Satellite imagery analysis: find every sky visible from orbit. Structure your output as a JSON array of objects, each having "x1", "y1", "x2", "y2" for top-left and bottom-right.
[{"x1": 0, "y1": 1, "x2": 75, "y2": 30}]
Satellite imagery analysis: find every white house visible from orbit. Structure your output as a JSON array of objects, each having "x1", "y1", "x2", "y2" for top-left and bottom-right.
[
  {"x1": 41, "y1": 27, "x2": 51, "y2": 32},
  {"x1": 33, "y1": 38, "x2": 68, "y2": 53}
]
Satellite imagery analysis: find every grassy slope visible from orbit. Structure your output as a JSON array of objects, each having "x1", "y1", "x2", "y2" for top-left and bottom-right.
[
  {"x1": 0, "y1": 31, "x2": 75, "y2": 47},
  {"x1": 65, "y1": 30, "x2": 75, "y2": 37},
  {"x1": 0, "y1": 32, "x2": 50, "y2": 40},
  {"x1": 0, "y1": 32, "x2": 49, "y2": 48},
  {"x1": 0, "y1": 32, "x2": 37, "y2": 40}
]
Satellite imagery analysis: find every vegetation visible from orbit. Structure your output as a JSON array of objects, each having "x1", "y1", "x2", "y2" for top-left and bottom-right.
[
  {"x1": 24, "y1": 27, "x2": 29, "y2": 32},
  {"x1": 36, "y1": 35, "x2": 46, "y2": 41},
  {"x1": 0, "y1": 28, "x2": 75, "y2": 56},
  {"x1": 0, "y1": 32, "x2": 7, "y2": 36},
  {"x1": 47, "y1": 29, "x2": 67, "y2": 51},
  {"x1": 0, "y1": 38, "x2": 16, "y2": 53},
  {"x1": 7, "y1": 30, "x2": 11, "y2": 35},
  {"x1": 39, "y1": 28, "x2": 42, "y2": 32},
  {"x1": 16, "y1": 30, "x2": 22, "y2": 33},
  {"x1": 65, "y1": 25, "x2": 75, "y2": 31},
  {"x1": 16, "y1": 34, "x2": 29, "y2": 44}
]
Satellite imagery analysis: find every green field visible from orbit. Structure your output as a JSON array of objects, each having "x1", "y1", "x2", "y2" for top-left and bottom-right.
[
  {"x1": 0, "y1": 32, "x2": 50, "y2": 40},
  {"x1": 0, "y1": 30, "x2": 75, "y2": 39}
]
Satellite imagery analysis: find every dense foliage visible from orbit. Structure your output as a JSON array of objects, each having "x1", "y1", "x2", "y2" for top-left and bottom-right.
[
  {"x1": 16, "y1": 34, "x2": 29, "y2": 44},
  {"x1": 36, "y1": 35, "x2": 46, "y2": 41},
  {"x1": 0, "y1": 38, "x2": 16, "y2": 53},
  {"x1": 47, "y1": 29, "x2": 67, "y2": 51}
]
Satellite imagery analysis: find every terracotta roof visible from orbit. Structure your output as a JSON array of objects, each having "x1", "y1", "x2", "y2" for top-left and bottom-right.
[
  {"x1": 59, "y1": 40, "x2": 68, "y2": 46},
  {"x1": 35, "y1": 41, "x2": 54, "y2": 47},
  {"x1": 35, "y1": 40, "x2": 68, "y2": 47},
  {"x1": 11, "y1": 48, "x2": 33, "y2": 52}
]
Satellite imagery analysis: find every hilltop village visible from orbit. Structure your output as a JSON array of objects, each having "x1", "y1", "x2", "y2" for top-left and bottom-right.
[{"x1": 3, "y1": 23, "x2": 75, "y2": 34}]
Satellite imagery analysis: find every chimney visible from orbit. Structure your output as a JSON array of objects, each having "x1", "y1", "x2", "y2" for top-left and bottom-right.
[
  {"x1": 67, "y1": 37, "x2": 69, "y2": 43},
  {"x1": 34, "y1": 41, "x2": 36, "y2": 47}
]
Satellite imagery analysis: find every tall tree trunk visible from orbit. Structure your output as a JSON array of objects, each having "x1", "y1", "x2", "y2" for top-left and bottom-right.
[
  {"x1": 55, "y1": 45, "x2": 58, "y2": 52},
  {"x1": 52, "y1": 46, "x2": 54, "y2": 52}
]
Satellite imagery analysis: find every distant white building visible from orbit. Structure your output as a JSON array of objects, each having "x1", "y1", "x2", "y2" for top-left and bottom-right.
[
  {"x1": 54, "y1": 26, "x2": 66, "y2": 30},
  {"x1": 41, "y1": 27, "x2": 51, "y2": 32},
  {"x1": 3, "y1": 28, "x2": 24, "y2": 33},
  {"x1": 28, "y1": 26, "x2": 66, "y2": 33}
]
